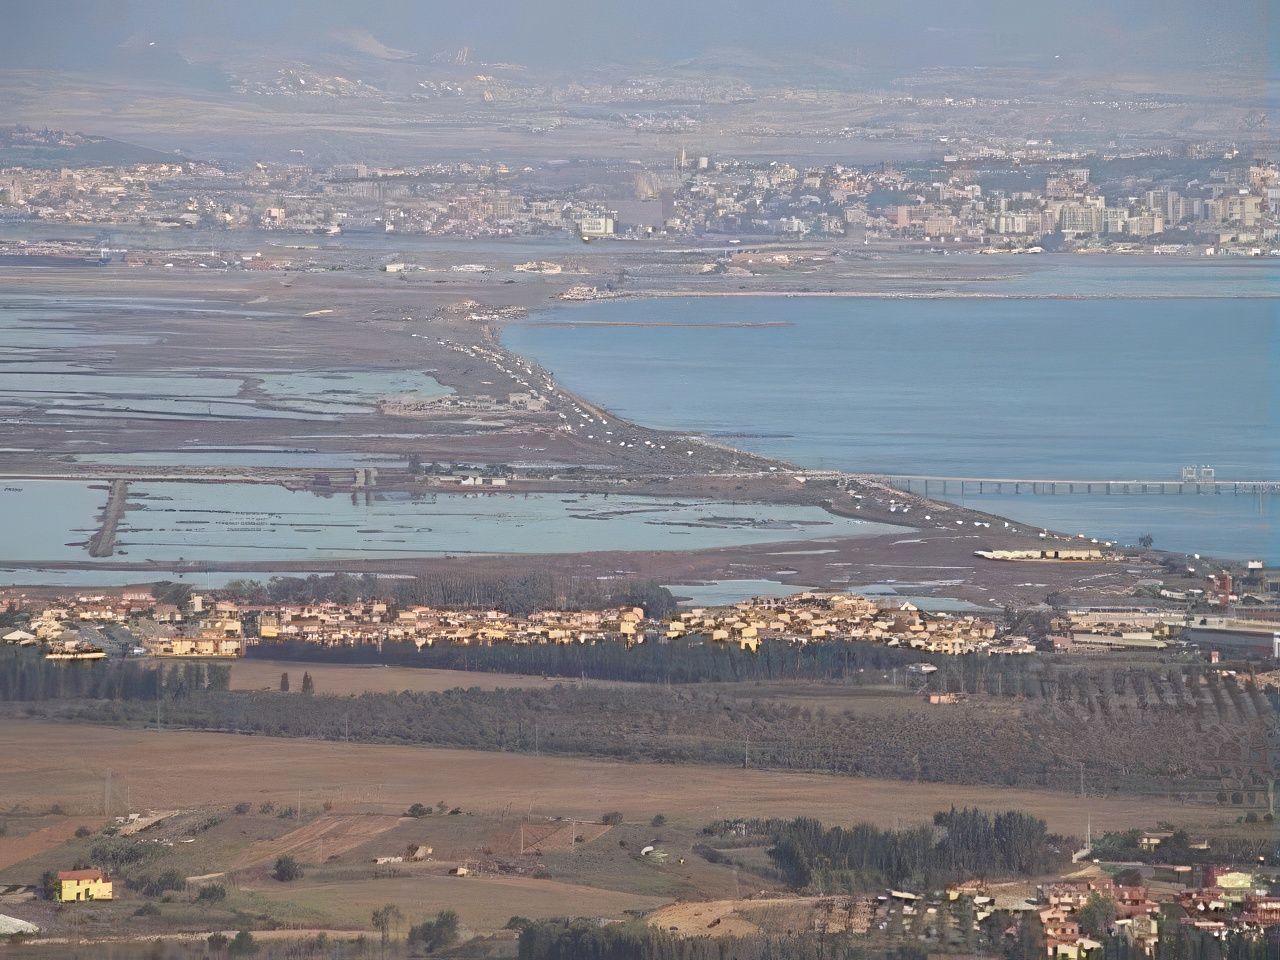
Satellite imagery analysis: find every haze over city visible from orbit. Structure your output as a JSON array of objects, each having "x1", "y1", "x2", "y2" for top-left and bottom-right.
[{"x1": 0, "y1": 2, "x2": 1276, "y2": 957}]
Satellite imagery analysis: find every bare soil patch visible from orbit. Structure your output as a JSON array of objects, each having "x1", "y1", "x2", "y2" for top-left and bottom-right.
[{"x1": 0, "y1": 817, "x2": 106, "y2": 870}]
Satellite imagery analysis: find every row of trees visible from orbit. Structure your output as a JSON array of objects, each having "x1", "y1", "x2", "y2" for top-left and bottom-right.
[
  {"x1": 250, "y1": 633, "x2": 1278, "y2": 723},
  {"x1": 518, "y1": 919, "x2": 897, "y2": 960},
  {"x1": 220, "y1": 572, "x2": 678, "y2": 618},
  {"x1": 251, "y1": 634, "x2": 932, "y2": 684},
  {"x1": 737, "y1": 808, "x2": 1066, "y2": 890},
  {"x1": 0, "y1": 647, "x2": 228, "y2": 702},
  {"x1": 26, "y1": 677, "x2": 1268, "y2": 798}
]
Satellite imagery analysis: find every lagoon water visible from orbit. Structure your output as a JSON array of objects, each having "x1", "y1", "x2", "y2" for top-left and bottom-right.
[
  {"x1": 0, "y1": 481, "x2": 897, "y2": 568},
  {"x1": 666, "y1": 578, "x2": 996, "y2": 610},
  {"x1": 506, "y1": 282, "x2": 1280, "y2": 560}
]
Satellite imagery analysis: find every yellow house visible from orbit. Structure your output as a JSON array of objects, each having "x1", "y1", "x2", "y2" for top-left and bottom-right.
[{"x1": 58, "y1": 868, "x2": 112, "y2": 902}]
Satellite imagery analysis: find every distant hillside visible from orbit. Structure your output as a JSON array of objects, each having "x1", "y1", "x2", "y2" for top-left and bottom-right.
[{"x1": 0, "y1": 127, "x2": 181, "y2": 168}]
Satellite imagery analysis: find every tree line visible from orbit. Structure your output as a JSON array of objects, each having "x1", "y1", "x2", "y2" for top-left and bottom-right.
[
  {"x1": 0, "y1": 647, "x2": 228, "y2": 702},
  {"x1": 715, "y1": 808, "x2": 1067, "y2": 891},
  {"x1": 18, "y1": 678, "x2": 1270, "y2": 799},
  {"x1": 518, "y1": 919, "x2": 910, "y2": 960},
  {"x1": 219, "y1": 571, "x2": 678, "y2": 617},
  {"x1": 248, "y1": 633, "x2": 1279, "y2": 730},
  {"x1": 250, "y1": 634, "x2": 931, "y2": 684}
]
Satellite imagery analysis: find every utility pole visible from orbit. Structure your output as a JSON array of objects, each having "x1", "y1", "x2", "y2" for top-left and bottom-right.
[{"x1": 743, "y1": 734, "x2": 750, "y2": 769}]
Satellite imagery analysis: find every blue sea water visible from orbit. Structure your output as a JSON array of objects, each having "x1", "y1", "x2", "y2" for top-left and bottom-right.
[{"x1": 505, "y1": 289, "x2": 1280, "y2": 560}]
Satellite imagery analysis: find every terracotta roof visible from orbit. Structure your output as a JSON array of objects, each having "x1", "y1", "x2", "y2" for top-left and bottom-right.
[{"x1": 57, "y1": 869, "x2": 105, "y2": 881}]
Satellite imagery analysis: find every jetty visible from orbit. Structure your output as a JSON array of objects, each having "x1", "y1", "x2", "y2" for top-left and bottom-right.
[{"x1": 86, "y1": 479, "x2": 129, "y2": 558}]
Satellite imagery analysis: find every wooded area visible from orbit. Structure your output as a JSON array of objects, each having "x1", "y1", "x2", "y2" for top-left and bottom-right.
[
  {"x1": 219, "y1": 572, "x2": 678, "y2": 617},
  {"x1": 10, "y1": 670, "x2": 1274, "y2": 801},
  {"x1": 0, "y1": 647, "x2": 228, "y2": 701},
  {"x1": 718, "y1": 808, "x2": 1068, "y2": 890}
]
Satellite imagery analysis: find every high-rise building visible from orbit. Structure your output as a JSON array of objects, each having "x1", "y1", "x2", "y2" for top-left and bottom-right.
[{"x1": 1059, "y1": 203, "x2": 1103, "y2": 234}]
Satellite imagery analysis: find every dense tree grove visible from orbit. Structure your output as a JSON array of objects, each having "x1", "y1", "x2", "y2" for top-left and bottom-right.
[
  {"x1": 0, "y1": 647, "x2": 228, "y2": 701},
  {"x1": 21, "y1": 677, "x2": 1272, "y2": 797},
  {"x1": 517, "y1": 909, "x2": 1280, "y2": 960},
  {"x1": 251, "y1": 634, "x2": 931, "y2": 684},
  {"x1": 249, "y1": 635, "x2": 1280, "y2": 730},
  {"x1": 1163, "y1": 923, "x2": 1280, "y2": 960},
  {"x1": 1092, "y1": 828, "x2": 1276, "y2": 866},
  {"x1": 721, "y1": 808, "x2": 1067, "y2": 890},
  {"x1": 517, "y1": 919, "x2": 891, "y2": 960},
  {"x1": 221, "y1": 572, "x2": 678, "y2": 617}
]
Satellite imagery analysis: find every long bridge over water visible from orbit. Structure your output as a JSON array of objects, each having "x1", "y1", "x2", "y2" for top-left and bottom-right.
[{"x1": 878, "y1": 474, "x2": 1280, "y2": 497}]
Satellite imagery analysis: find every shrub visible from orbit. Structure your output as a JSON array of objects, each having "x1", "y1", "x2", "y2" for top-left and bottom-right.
[
  {"x1": 651, "y1": 814, "x2": 667, "y2": 827},
  {"x1": 74, "y1": 825, "x2": 92, "y2": 838},
  {"x1": 134, "y1": 903, "x2": 161, "y2": 917},
  {"x1": 601, "y1": 811, "x2": 624, "y2": 826},
  {"x1": 228, "y1": 929, "x2": 258, "y2": 957},
  {"x1": 37, "y1": 871, "x2": 57, "y2": 901},
  {"x1": 409, "y1": 909, "x2": 460, "y2": 952},
  {"x1": 132, "y1": 869, "x2": 184, "y2": 897},
  {"x1": 406, "y1": 803, "x2": 430, "y2": 818},
  {"x1": 196, "y1": 883, "x2": 227, "y2": 903},
  {"x1": 233, "y1": 802, "x2": 251, "y2": 815},
  {"x1": 273, "y1": 856, "x2": 302, "y2": 882}
]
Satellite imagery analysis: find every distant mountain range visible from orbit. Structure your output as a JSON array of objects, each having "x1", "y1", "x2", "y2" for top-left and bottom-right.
[{"x1": 1, "y1": 0, "x2": 1270, "y2": 98}]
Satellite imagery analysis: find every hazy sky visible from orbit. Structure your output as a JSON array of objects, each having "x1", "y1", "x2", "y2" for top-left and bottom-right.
[{"x1": 2, "y1": 0, "x2": 1272, "y2": 87}]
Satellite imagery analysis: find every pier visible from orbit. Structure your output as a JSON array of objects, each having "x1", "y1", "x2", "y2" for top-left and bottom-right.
[{"x1": 879, "y1": 475, "x2": 1280, "y2": 497}]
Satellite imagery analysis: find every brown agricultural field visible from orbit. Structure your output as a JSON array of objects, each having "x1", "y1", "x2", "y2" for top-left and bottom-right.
[
  {"x1": 0, "y1": 816, "x2": 108, "y2": 870},
  {"x1": 0, "y1": 720, "x2": 1220, "y2": 835},
  {"x1": 231, "y1": 660, "x2": 586, "y2": 696}
]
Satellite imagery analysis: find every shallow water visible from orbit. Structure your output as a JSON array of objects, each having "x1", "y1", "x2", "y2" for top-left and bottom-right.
[
  {"x1": 0, "y1": 482, "x2": 901, "y2": 566},
  {"x1": 506, "y1": 286, "x2": 1280, "y2": 559}
]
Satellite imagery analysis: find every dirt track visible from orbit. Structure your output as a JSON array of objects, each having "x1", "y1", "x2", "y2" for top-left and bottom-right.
[{"x1": 232, "y1": 814, "x2": 402, "y2": 869}]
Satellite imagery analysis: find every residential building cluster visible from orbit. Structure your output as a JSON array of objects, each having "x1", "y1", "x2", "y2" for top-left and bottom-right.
[
  {"x1": 666, "y1": 592, "x2": 1018, "y2": 655},
  {"x1": 3, "y1": 589, "x2": 1014, "y2": 658},
  {"x1": 2, "y1": 135, "x2": 1276, "y2": 253},
  {"x1": 1029, "y1": 866, "x2": 1276, "y2": 959},
  {"x1": 1, "y1": 591, "x2": 243, "y2": 659}
]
